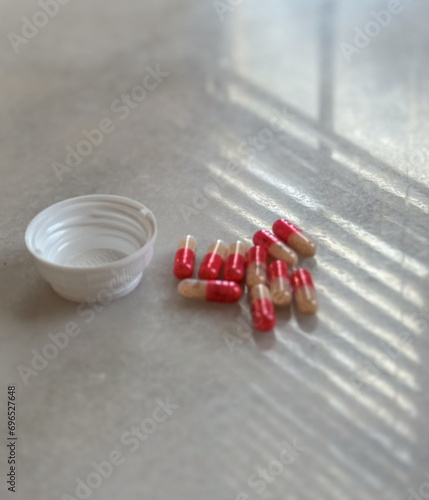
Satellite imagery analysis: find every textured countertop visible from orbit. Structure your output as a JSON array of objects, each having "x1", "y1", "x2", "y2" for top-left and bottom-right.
[{"x1": 0, "y1": 1, "x2": 428, "y2": 499}]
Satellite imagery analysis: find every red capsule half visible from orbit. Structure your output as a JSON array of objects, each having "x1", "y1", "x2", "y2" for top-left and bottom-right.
[
  {"x1": 198, "y1": 240, "x2": 228, "y2": 280},
  {"x1": 223, "y1": 241, "x2": 247, "y2": 282},
  {"x1": 250, "y1": 284, "x2": 276, "y2": 331},
  {"x1": 173, "y1": 235, "x2": 197, "y2": 279}
]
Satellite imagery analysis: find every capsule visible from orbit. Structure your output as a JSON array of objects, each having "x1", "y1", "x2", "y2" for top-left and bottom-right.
[
  {"x1": 291, "y1": 269, "x2": 318, "y2": 314},
  {"x1": 223, "y1": 241, "x2": 247, "y2": 282},
  {"x1": 250, "y1": 284, "x2": 276, "y2": 331},
  {"x1": 273, "y1": 219, "x2": 316, "y2": 258},
  {"x1": 246, "y1": 246, "x2": 267, "y2": 288},
  {"x1": 253, "y1": 230, "x2": 298, "y2": 267},
  {"x1": 173, "y1": 235, "x2": 197, "y2": 279},
  {"x1": 268, "y1": 260, "x2": 292, "y2": 307},
  {"x1": 198, "y1": 240, "x2": 228, "y2": 280},
  {"x1": 178, "y1": 279, "x2": 242, "y2": 303}
]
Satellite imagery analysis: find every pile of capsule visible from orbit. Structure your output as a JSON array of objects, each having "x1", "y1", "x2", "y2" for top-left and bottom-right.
[{"x1": 173, "y1": 219, "x2": 318, "y2": 332}]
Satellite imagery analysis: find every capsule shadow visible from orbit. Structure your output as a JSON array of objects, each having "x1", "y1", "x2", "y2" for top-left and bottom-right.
[
  {"x1": 274, "y1": 304, "x2": 292, "y2": 324},
  {"x1": 253, "y1": 328, "x2": 276, "y2": 351},
  {"x1": 292, "y1": 301, "x2": 319, "y2": 333}
]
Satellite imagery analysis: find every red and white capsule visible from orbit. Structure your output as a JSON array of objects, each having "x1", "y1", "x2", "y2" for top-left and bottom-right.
[
  {"x1": 273, "y1": 219, "x2": 317, "y2": 258},
  {"x1": 198, "y1": 240, "x2": 228, "y2": 280},
  {"x1": 253, "y1": 230, "x2": 298, "y2": 267},
  {"x1": 268, "y1": 260, "x2": 292, "y2": 307},
  {"x1": 173, "y1": 235, "x2": 197, "y2": 279},
  {"x1": 246, "y1": 246, "x2": 267, "y2": 288},
  {"x1": 223, "y1": 241, "x2": 247, "y2": 282},
  {"x1": 178, "y1": 279, "x2": 242, "y2": 303},
  {"x1": 250, "y1": 284, "x2": 276, "y2": 331},
  {"x1": 291, "y1": 269, "x2": 318, "y2": 314}
]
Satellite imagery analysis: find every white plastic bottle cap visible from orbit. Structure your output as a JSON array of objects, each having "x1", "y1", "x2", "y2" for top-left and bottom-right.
[{"x1": 25, "y1": 195, "x2": 157, "y2": 303}]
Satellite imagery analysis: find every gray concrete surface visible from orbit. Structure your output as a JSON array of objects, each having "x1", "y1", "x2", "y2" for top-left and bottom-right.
[{"x1": 0, "y1": 1, "x2": 428, "y2": 499}]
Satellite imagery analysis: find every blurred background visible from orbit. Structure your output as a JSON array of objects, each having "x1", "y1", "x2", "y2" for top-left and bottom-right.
[{"x1": 0, "y1": 1, "x2": 428, "y2": 499}]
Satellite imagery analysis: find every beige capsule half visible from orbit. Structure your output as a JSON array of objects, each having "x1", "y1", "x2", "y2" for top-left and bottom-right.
[
  {"x1": 246, "y1": 246, "x2": 267, "y2": 287},
  {"x1": 291, "y1": 269, "x2": 318, "y2": 314},
  {"x1": 267, "y1": 243, "x2": 298, "y2": 267},
  {"x1": 269, "y1": 276, "x2": 292, "y2": 307},
  {"x1": 268, "y1": 260, "x2": 292, "y2": 307},
  {"x1": 273, "y1": 219, "x2": 317, "y2": 258}
]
